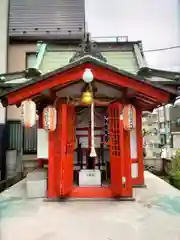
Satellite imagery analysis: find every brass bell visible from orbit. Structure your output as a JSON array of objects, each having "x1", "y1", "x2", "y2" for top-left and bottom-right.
[{"x1": 81, "y1": 90, "x2": 93, "y2": 105}]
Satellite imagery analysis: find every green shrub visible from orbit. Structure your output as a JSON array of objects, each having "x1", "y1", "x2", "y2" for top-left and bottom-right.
[{"x1": 168, "y1": 150, "x2": 180, "y2": 188}]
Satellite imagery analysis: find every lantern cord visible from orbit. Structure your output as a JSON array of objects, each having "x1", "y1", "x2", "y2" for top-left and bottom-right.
[
  {"x1": 89, "y1": 83, "x2": 93, "y2": 93},
  {"x1": 90, "y1": 101, "x2": 97, "y2": 157}
]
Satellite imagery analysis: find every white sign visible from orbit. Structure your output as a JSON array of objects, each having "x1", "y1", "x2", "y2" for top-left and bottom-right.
[
  {"x1": 37, "y1": 129, "x2": 48, "y2": 159},
  {"x1": 79, "y1": 169, "x2": 101, "y2": 186}
]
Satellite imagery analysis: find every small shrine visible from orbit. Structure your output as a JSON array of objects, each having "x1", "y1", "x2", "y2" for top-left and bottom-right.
[{"x1": 0, "y1": 36, "x2": 178, "y2": 199}]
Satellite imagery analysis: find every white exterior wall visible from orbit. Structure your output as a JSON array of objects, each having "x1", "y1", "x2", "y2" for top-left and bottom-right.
[
  {"x1": 0, "y1": 0, "x2": 8, "y2": 125},
  {"x1": 158, "y1": 104, "x2": 172, "y2": 123},
  {"x1": 8, "y1": 43, "x2": 36, "y2": 72},
  {"x1": 130, "y1": 129, "x2": 137, "y2": 159},
  {"x1": 130, "y1": 128, "x2": 138, "y2": 179},
  {"x1": 0, "y1": 0, "x2": 8, "y2": 74},
  {"x1": 7, "y1": 43, "x2": 37, "y2": 122},
  {"x1": 37, "y1": 129, "x2": 48, "y2": 159},
  {"x1": 0, "y1": 102, "x2": 6, "y2": 124},
  {"x1": 7, "y1": 105, "x2": 21, "y2": 120},
  {"x1": 173, "y1": 134, "x2": 180, "y2": 149}
]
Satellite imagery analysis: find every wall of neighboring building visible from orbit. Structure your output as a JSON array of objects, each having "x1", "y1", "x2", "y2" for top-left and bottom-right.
[
  {"x1": 0, "y1": 0, "x2": 8, "y2": 122},
  {"x1": 9, "y1": 0, "x2": 85, "y2": 40},
  {"x1": 170, "y1": 105, "x2": 180, "y2": 149},
  {"x1": 8, "y1": 43, "x2": 36, "y2": 72},
  {"x1": 0, "y1": 0, "x2": 9, "y2": 180},
  {"x1": 7, "y1": 105, "x2": 21, "y2": 121},
  {"x1": 7, "y1": 43, "x2": 37, "y2": 121},
  {"x1": 170, "y1": 105, "x2": 180, "y2": 133},
  {"x1": 0, "y1": 0, "x2": 8, "y2": 74},
  {"x1": 7, "y1": 43, "x2": 37, "y2": 167},
  {"x1": 6, "y1": 0, "x2": 85, "y2": 175}
]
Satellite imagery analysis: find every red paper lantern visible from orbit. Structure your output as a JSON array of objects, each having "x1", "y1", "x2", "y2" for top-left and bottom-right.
[
  {"x1": 42, "y1": 105, "x2": 57, "y2": 131},
  {"x1": 21, "y1": 99, "x2": 36, "y2": 128},
  {"x1": 123, "y1": 104, "x2": 136, "y2": 131}
]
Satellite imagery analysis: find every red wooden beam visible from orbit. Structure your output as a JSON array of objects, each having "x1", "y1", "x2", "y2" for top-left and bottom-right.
[
  {"x1": 77, "y1": 127, "x2": 103, "y2": 131},
  {"x1": 7, "y1": 63, "x2": 170, "y2": 105},
  {"x1": 135, "y1": 96, "x2": 157, "y2": 105},
  {"x1": 7, "y1": 66, "x2": 84, "y2": 105},
  {"x1": 131, "y1": 99, "x2": 158, "y2": 111},
  {"x1": 87, "y1": 64, "x2": 169, "y2": 103}
]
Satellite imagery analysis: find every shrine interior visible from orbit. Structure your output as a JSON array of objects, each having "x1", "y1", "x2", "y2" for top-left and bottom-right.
[{"x1": 74, "y1": 106, "x2": 110, "y2": 186}]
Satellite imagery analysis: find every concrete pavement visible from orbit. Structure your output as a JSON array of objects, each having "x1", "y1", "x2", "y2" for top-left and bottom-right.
[{"x1": 0, "y1": 172, "x2": 180, "y2": 240}]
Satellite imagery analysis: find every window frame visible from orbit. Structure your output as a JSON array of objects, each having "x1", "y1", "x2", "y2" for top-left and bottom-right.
[{"x1": 25, "y1": 52, "x2": 37, "y2": 69}]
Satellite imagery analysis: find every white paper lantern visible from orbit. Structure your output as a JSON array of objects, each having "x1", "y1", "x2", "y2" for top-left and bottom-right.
[
  {"x1": 82, "y1": 68, "x2": 94, "y2": 83},
  {"x1": 21, "y1": 99, "x2": 36, "y2": 128},
  {"x1": 123, "y1": 104, "x2": 136, "y2": 131},
  {"x1": 43, "y1": 105, "x2": 57, "y2": 131}
]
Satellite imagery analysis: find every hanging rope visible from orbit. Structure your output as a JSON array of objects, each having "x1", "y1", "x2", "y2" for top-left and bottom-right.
[{"x1": 90, "y1": 101, "x2": 97, "y2": 157}]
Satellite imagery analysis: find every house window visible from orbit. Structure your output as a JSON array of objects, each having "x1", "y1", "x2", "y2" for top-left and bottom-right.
[
  {"x1": 176, "y1": 118, "x2": 180, "y2": 126},
  {"x1": 26, "y1": 53, "x2": 37, "y2": 68},
  {"x1": 160, "y1": 123, "x2": 165, "y2": 129},
  {"x1": 160, "y1": 134, "x2": 166, "y2": 146}
]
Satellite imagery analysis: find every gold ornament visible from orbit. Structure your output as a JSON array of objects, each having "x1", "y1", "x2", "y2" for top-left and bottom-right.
[{"x1": 81, "y1": 90, "x2": 93, "y2": 105}]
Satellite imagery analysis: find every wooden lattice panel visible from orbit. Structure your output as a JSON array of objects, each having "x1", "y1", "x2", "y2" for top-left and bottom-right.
[{"x1": 108, "y1": 106, "x2": 120, "y2": 157}]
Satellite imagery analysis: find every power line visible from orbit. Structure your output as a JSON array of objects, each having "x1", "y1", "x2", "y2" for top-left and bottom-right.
[{"x1": 144, "y1": 45, "x2": 180, "y2": 53}]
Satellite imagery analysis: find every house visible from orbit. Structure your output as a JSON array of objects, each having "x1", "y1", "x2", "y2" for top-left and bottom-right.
[
  {"x1": 139, "y1": 68, "x2": 180, "y2": 160},
  {"x1": 0, "y1": 0, "x2": 85, "y2": 182}
]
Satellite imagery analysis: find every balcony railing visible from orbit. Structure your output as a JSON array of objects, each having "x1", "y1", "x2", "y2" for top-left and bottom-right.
[{"x1": 92, "y1": 36, "x2": 128, "y2": 42}]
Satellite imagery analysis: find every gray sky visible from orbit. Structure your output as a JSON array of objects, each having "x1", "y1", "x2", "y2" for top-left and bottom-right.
[{"x1": 86, "y1": 0, "x2": 180, "y2": 70}]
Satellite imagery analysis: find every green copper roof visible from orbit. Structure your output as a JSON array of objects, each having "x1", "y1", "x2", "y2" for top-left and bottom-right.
[
  {"x1": 0, "y1": 55, "x2": 178, "y2": 108},
  {"x1": 39, "y1": 51, "x2": 76, "y2": 74},
  {"x1": 37, "y1": 43, "x2": 140, "y2": 74},
  {"x1": 101, "y1": 51, "x2": 138, "y2": 74},
  {"x1": 0, "y1": 40, "x2": 179, "y2": 89}
]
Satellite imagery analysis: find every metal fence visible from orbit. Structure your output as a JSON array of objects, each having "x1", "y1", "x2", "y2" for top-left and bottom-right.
[
  {"x1": 23, "y1": 123, "x2": 37, "y2": 154},
  {"x1": 92, "y1": 36, "x2": 129, "y2": 42},
  {"x1": 7, "y1": 121, "x2": 22, "y2": 153},
  {"x1": 7, "y1": 121, "x2": 37, "y2": 154}
]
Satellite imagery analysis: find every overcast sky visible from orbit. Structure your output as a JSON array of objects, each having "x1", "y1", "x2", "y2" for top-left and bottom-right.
[{"x1": 86, "y1": 0, "x2": 180, "y2": 71}]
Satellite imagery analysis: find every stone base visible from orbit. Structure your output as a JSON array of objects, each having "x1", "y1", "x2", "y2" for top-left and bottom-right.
[
  {"x1": 26, "y1": 169, "x2": 47, "y2": 198},
  {"x1": 45, "y1": 197, "x2": 135, "y2": 202}
]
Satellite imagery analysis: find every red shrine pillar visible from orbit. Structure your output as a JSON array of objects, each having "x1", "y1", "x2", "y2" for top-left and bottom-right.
[
  {"x1": 134, "y1": 108, "x2": 144, "y2": 185},
  {"x1": 38, "y1": 111, "x2": 44, "y2": 168},
  {"x1": 47, "y1": 131, "x2": 56, "y2": 198}
]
